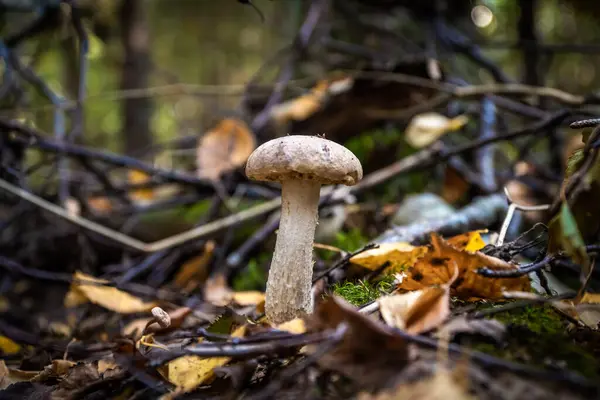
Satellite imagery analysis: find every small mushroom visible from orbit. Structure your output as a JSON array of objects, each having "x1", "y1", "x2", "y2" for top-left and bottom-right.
[{"x1": 245, "y1": 135, "x2": 363, "y2": 323}]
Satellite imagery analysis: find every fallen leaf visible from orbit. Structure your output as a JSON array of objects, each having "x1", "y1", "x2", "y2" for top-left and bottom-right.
[
  {"x1": 270, "y1": 77, "x2": 353, "y2": 124},
  {"x1": 306, "y1": 296, "x2": 410, "y2": 389},
  {"x1": 275, "y1": 318, "x2": 306, "y2": 334},
  {"x1": 174, "y1": 241, "x2": 215, "y2": 291},
  {"x1": 572, "y1": 292, "x2": 600, "y2": 330},
  {"x1": 358, "y1": 367, "x2": 474, "y2": 400},
  {"x1": 405, "y1": 112, "x2": 469, "y2": 149},
  {"x1": 379, "y1": 286, "x2": 450, "y2": 335},
  {"x1": 0, "y1": 360, "x2": 35, "y2": 390},
  {"x1": 232, "y1": 291, "x2": 265, "y2": 306},
  {"x1": 30, "y1": 360, "x2": 76, "y2": 382},
  {"x1": 350, "y1": 242, "x2": 428, "y2": 272},
  {"x1": 0, "y1": 336, "x2": 20, "y2": 355},
  {"x1": 161, "y1": 325, "x2": 247, "y2": 391},
  {"x1": 196, "y1": 118, "x2": 256, "y2": 181},
  {"x1": 442, "y1": 166, "x2": 470, "y2": 204},
  {"x1": 65, "y1": 271, "x2": 156, "y2": 314},
  {"x1": 87, "y1": 196, "x2": 113, "y2": 214},
  {"x1": 398, "y1": 234, "x2": 530, "y2": 300},
  {"x1": 128, "y1": 169, "x2": 154, "y2": 204},
  {"x1": 50, "y1": 362, "x2": 101, "y2": 399},
  {"x1": 204, "y1": 274, "x2": 233, "y2": 306},
  {"x1": 446, "y1": 230, "x2": 487, "y2": 252}
]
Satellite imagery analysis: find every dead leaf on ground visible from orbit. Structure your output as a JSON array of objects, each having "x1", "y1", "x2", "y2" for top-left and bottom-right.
[
  {"x1": 358, "y1": 367, "x2": 474, "y2": 400},
  {"x1": 306, "y1": 296, "x2": 410, "y2": 389},
  {"x1": 274, "y1": 318, "x2": 307, "y2": 334},
  {"x1": 398, "y1": 234, "x2": 530, "y2": 300},
  {"x1": 174, "y1": 240, "x2": 216, "y2": 292},
  {"x1": 405, "y1": 112, "x2": 469, "y2": 149},
  {"x1": 0, "y1": 335, "x2": 21, "y2": 355},
  {"x1": 0, "y1": 360, "x2": 36, "y2": 390},
  {"x1": 65, "y1": 271, "x2": 156, "y2": 314},
  {"x1": 232, "y1": 291, "x2": 265, "y2": 306},
  {"x1": 445, "y1": 230, "x2": 487, "y2": 253},
  {"x1": 350, "y1": 242, "x2": 428, "y2": 272},
  {"x1": 196, "y1": 118, "x2": 256, "y2": 181},
  {"x1": 204, "y1": 274, "x2": 233, "y2": 306},
  {"x1": 128, "y1": 169, "x2": 154, "y2": 204},
  {"x1": 159, "y1": 325, "x2": 247, "y2": 392},
  {"x1": 442, "y1": 166, "x2": 470, "y2": 204},
  {"x1": 270, "y1": 77, "x2": 354, "y2": 125}
]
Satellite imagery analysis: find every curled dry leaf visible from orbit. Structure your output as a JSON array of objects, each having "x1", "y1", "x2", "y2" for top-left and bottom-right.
[
  {"x1": 405, "y1": 112, "x2": 469, "y2": 149},
  {"x1": 350, "y1": 242, "x2": 428, "y2": 271},
  {"x1": 196, "y1": 118, "x2": 256, "y2": 181},
  {"x1": 378, "y1": 286, "x2": 450, "y2": 335},
  {"x1": 306, "y1": 296, "x2": 410, "y2": 389},
  {"x1": 398, "y1": 234, "x2": 530, "y2": 300},
  {"x1": 160, "y1": 325, "x2": 247, "y2": 392},
  {"x1": 64, "y1": 271, "x2": 156, "y2": 314}
]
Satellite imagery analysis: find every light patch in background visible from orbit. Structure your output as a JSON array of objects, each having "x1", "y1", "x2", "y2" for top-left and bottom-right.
[{"x1": 471, "y1": 5, "x2": 494, "y2": 28}]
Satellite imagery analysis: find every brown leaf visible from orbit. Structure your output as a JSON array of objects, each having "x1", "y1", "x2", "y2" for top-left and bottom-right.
[
  {"x1": 174, "y1": 241, "x2": 215, "y2": 291},
  {"x1": 306, "y1": 296, "x2": 410, "y2": 389},
  {"x1": 437, "y1": 316, "x2": 506, "y2": 343},
  {"x1": 196, "y1": 118, "x2": 256, "y2": 181},
  {"x1": 128, "y1": 169, "x2": 154, "y2": 204},
  {"x1": 350, "y1": 242, "x2": 428, "y2": 271},
  {"x1": 204, "y1": 274, "x2": 233, "y2": 306},
  {"x1": 398, "y1": 234, "x2": 530, "y2": 300},
  {"x1": 442, "y1": 166, "x2": 470, "y2": 204}
]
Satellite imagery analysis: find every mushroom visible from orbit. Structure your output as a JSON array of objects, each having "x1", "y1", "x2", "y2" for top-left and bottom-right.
[{"x1": 245, "y1": 135, "x2": 363, "y2": 323}]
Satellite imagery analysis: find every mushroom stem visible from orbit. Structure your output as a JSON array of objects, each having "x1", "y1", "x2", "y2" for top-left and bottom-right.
[{"x1": 265, "y1": 179, "x2": 320, "y2": 324}]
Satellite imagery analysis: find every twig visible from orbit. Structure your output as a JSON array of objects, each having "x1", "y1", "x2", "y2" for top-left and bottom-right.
[{"x1": 496, "y1": 186, "x2": 551, "y2": 246}]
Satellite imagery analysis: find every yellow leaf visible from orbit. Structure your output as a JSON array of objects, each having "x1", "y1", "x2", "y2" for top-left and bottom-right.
[
  {"x1": 196, "y1": 118, "x2": 256, "y2": 181},
  {"x1": 446, "y1": 230, "x2": 488, "y2": 252},
  {"x1": 275, "y1": 318, "x2": 306, "y2": 334},
  {"x1": 0, "y1": 336, "x2": 20, "y2": 355},
  {"x1": 65, "y1": 271, "x2": 156, "y2": 314},
  {"x1": 349, "y1": 242, "x2": 428, "y2": 271},
  {"x1": 163, "y1": 325, "x2": 247, "y2": 391},
  {"x1": 580, "y1": 292, "x2": 600, "y2": 304},
  {"x1": 405, "y1": 113, "x2": 468, "y2": 148},
  {"x1": 128, "y1": 169, "x2": 154, "y2": 203},
  {"x1": 232, "y1": 291, "x2": 265, "y2": 306}
]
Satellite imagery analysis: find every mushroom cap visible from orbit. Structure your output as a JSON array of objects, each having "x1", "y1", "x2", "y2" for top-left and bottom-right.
[{"x1": 245, "y1": 135, "x2": 363, "y2": 185}]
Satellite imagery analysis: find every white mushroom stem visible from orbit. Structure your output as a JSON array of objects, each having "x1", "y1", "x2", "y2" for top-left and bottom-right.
[{"x1": 265, "y1": 179, "x2": 320, "y2": 324}]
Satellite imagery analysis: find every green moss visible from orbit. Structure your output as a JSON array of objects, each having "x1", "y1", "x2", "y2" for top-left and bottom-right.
[
  {"x1": 232, "y1": 257, "x2": 268, "y2": 291},
  {"x1": 332, "y1": 275, "x2": 395, "y2": 306},
  {"x1": 467, "y1": 305, "x2": 600, "y2": 379}
]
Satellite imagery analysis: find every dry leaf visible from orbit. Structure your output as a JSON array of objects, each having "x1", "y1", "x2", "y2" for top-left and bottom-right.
[
  {"x1": 196, "y1": 118, "x2": 255, "y2": 181},
  {"x1": 358, "y1": 367, "x2": 474, "y2": 400},
  {"x1": 306, "y1": 296, "x2": 410, "y2": 389},
  {"x1": 442, "y1": 166, "x2": 470, "y2": 204},
  {"x1": 446, "y1": 230, "x2": 487, "y2": 252},
  {"x1": 174, "y1": 241, "x2": 215, "y2": 291},
  {"x1": 128, "y1": 169, "x2": 154, "y2": 203},
  {"x1": 65, "y1": 271, "x2": 156, "y2": 314},
  {"x1": 573, "y1": 292, "x2": 600, "y2": 330},
  {"x1": 0, "y1": 360, "x2": 34, "y2": 390},
  {"x1": 437, "y1": 316, "x2": 506, "y2": 342},
  {"x1": 0, "y1": 336, "x2": 20, "y2": 355},
  {"x1": 275, "y1": 318, "x2": 306, "y2": 334},
  {"x1": 405, "y1": 112, "x2": 469, "y2": 149},
  {"x1": 398, "y1": 234, "x2": 529, "y2": 300},
  {"x1": 204, "y1": 274, "x2": 233, "y2": 306},
  {"x1": 161, "y1": 325, "x2": 247, "y2": 391},
  {"x1": 271, "y1": 76, "x2": 354, "y2": 124},
  {"x1": 87, "y1": 196, "x2": 113, "y2": 214},
  {"x1": 350, "y1": 242, "x2": 428, "y2": 271},
  {"x1": 232, "y1": 291, "x2": 265, "y2": 306}
]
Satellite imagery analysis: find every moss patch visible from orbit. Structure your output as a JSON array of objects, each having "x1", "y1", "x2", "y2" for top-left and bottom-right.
[
  {"x1": 332, "y1": 276, "x2": 395, "y2": 306},
  {"x1": 467, "y1": 304, "x2": 600, "y2": 379}
]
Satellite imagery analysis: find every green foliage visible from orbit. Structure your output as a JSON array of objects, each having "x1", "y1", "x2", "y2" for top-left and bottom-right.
[
  {"x1": 344, "y1": 127, "x2": 403, "y2": 162},
  {"x1": 232, "y1": 257, "x2": 268, "y2": 291},
  {"x1": 333, "y1": 228, "x2": 369, "y2": 252},
  {"x1": 332, "y1": 275, "x2": 395, "y2": 306},
  {"x1": 490, "y1": 305, "x2": 564, "y2": 335}
]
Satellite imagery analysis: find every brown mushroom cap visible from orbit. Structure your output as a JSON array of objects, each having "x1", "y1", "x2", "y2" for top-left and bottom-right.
[{"x1": 245, "y1": 135, "x2": 363, "y2": 185}]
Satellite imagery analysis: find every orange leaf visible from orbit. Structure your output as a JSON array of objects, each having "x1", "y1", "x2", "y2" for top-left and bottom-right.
[
  {"x1": 398, "y1": 233, "x2": 529, "y2": 300},
  {"x1": 196, "y1": 118, "x2": 256, "y2": 181},
  {"x1": 174, "y1": 241, "x2": 215, "y2": 291},
  {"x1": 128, "y1": 169, "x2": 154, "y2": 203}
]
